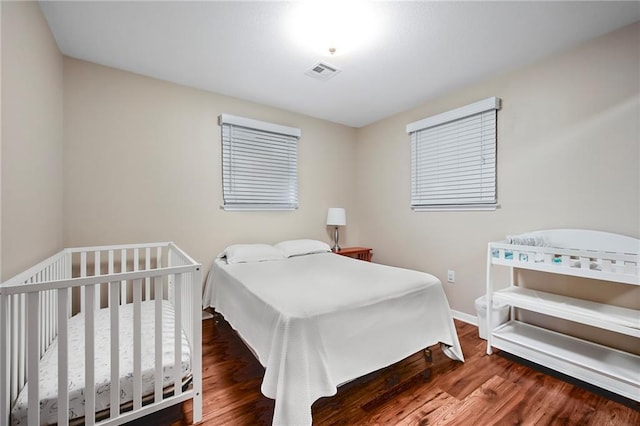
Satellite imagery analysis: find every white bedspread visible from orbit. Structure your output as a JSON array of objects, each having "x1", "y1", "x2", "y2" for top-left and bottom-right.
[
  {"x1": 11, "y1": 300, "x2": 191, "y2": 426},
  {"x1": 203, "y1": 252, "x2": 464, "y2": 426}
]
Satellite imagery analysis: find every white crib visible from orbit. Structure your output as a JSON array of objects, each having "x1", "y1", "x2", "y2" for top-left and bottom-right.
[{"x1": 0, "y1": 242, "x2": 202, "y2": 426}]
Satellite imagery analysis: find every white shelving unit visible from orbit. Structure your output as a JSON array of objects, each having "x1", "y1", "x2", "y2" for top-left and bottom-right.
[{"x1": 485, "y1": 229, "x2": 640, "y2": 402}]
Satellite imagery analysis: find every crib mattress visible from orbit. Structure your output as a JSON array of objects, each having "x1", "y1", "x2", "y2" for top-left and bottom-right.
[{"x1": 11, "y1": 300, "x2": 191, "y2": 426}]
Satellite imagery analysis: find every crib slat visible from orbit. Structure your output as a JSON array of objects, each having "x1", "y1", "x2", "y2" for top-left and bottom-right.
[
  {"x1": 46, "y1": 271, "x2": 52, "y2": 348},
  {"x1": 18, "y1": 294, "x2": 25, "y2": 395},
  {"x1": 51, "y1": 289, "x2": 55, "y2": 346},
  {"x1": 145, "y1": 247, "x2": 151, "y2": 302},
  {"x1": 154, "y1": 276, "x2": 163, "y2": 403},
  {"x1": 95, "y1": 252, "x2": 101, "y2": 309},
  {"x1": 10, "y1": 296, "x2": 18, "y2": 400},
  {"x1": 109, "y1": 281, "x2": 120, "y2": 419},
  {"x1": 0, "y1": 294, "x2": 9, "y2": 426},
  {"x1": 66, "y1": 255, "x2": 72, "y2": 318},
  {"x1": 45, "y1": 289, "x2": 52, "y2": 352},
  {"x1": 42, "y1": 286, "x2": 47, "y2": 354},
  {"x1": 39, "y1": 292, "x2": 45, "y2": 357},
  {"x1": 156, "y1": 249, "x2": 162, "y2": 307},
  {"x1": 121, "y1": 248, "x2": 127, "y2": 304},
  {"x1": 27, "y1": 292, "x2": 40, "y2": 426},
  {"x1": 80, "y1": 252, "x2": 87, "y2": 313},
  {"x1": 47, "y1": 290, "x2": 53, "y2": 348},
  {"x1": 183, "y1": 274, "x2": 190, "y2": 344},
  {"x1": 43, "y1": 288, "x2": 48, "y2": 351},
  {"x1": 85, "y1": 285, "x2": 96, "y2": 426},
  {"x1": 57, "y1": 288, "x2": 69, "y2": 425},
  {"x1": 133, "y1": 279, "x2": 143, "y2": 410},
  {"x1": 54, "y1": 289, "x2": 58, "y2": 344},
  {"x1": 54, "y1": 258, "x2": 59, "y2": 279},
  {"x1": 173, "y1": 274, "x2": 183, "y2": 396},
  {"x1": 108, "y1": 250, "x2": 115, "y2": 278}
]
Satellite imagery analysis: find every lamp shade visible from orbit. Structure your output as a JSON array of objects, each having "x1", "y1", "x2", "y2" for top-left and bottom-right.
[{"x1": 326, "y1": 208, "x2": 346, "y2": 226}]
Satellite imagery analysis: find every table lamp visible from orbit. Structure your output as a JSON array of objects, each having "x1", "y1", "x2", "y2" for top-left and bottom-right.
[{"x1": 326, "y1": 208, "x2": 346, "y2": 251}]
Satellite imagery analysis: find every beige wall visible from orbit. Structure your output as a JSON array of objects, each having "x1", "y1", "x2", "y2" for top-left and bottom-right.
[
  {"x1": 63, "y1": 58, "x2": 358, "y2": 274},
  {"x1": 3, "y1": 3, "x2": 637, "y2": 326},
  {"x1": 1, "y1": 1, "x2": 64, "y2": 280},
  {"x1": 355, "y1": 22, "x2": 640, "y2": 317}
]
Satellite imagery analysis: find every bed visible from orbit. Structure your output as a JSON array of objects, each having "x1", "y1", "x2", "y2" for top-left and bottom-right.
[
  {"x1": 202, "y1": 239, "x2": 464, "y2": 426},
  {"x1": 0, "y1": 242, "x2": 202, "y2": 426}
]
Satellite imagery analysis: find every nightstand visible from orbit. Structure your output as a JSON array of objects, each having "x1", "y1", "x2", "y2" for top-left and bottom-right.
[{"x1": 335, "y1": 247, "x2": 373, "y2": 262}]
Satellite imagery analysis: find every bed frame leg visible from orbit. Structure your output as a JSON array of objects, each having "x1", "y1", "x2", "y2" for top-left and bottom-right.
[
  {"x1": 423, "y1": 348, "x2": 432, "y2": 362},
  {"x1": 212, "y1": 310, "x2": 223, "y2": 324}
]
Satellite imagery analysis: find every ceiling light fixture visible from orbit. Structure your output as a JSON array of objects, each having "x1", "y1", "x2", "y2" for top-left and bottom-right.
[{"x1": 291, "y1": 0, "x2": 377, "y2": 57}]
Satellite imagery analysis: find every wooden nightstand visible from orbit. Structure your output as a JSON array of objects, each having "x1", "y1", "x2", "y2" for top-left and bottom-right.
[{"x1": 335, "y1": 247, "x2": 373, "y2": 262}]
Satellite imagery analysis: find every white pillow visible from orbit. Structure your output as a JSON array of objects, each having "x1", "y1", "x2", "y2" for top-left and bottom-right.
[
  {"x1": 219, "y1": 244, "x2": 286, "y2": 264},
  {"x1": 274, "y1": 239, "x2": 331, "y2": 258}
]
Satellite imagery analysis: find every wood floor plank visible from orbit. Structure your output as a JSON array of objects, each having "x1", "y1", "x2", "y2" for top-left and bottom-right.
[
  {"x1": 431, "y1": 375, "x2": 522, "y2": 426},
  {"x1": 489, "y1": 374, "x2": 565, "y2": 425},
  {"x1": 127, "y1": 317, "x2": 640, "y2": 426},
  {"x1": 390, "y1": 388, "x2": 460, "y2": 425},
  {"x1": 312, "y1": 351, "x2": 436, "y2": 425},
  {"x1": 589, "y1": 398, "x2": 640, "y2": 426},
  {"x1": 431, "y1": 352, "x2": 506, "y2": 400}
]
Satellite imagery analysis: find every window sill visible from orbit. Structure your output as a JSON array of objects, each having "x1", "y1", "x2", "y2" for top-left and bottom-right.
[
  {"x1": 221, "y1": 205, "x2": 298, "y2": 211},
  {"x1": 412, "y1": 204, "x2": 499, "y2": 212}
]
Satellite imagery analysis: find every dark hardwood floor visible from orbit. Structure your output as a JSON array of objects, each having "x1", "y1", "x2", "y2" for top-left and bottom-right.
[{"x1": 137, "y1": 313, "x2": 639, "y2": 425}]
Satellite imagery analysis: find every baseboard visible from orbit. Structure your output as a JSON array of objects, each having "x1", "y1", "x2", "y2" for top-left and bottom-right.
[{"x1": 451, "y1": 309, "x2": 477, "y2": 326}]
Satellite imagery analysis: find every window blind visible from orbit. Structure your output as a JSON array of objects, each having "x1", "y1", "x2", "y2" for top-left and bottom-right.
[
  {"x1": 407, "y1": 97, "x2": 500, "y2": 211},
  {"x1": 220, "y1": 114, "x2": 301, "y2": 211}
]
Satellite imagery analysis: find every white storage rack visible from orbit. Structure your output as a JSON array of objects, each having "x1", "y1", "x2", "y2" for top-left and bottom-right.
[{"x1": 485, "y1": 229, "x2": 639, "y2": 401}]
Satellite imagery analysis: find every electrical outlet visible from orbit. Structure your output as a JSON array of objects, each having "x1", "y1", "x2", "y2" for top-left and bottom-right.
[{"x1": 447, "y1": 270, "x2": 455, "y2": 283}]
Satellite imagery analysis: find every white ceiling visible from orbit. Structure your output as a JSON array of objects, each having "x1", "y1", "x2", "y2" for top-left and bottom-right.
[{"x1": 40, "y1": 1, "x2": 640, "y2": 128}]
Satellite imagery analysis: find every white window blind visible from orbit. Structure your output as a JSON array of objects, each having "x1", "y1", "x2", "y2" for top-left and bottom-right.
[
  {"x1": 220, "y1": 114, "x2": 301, "y2": 211},
  {"x1": 406, "y1": 97, "x2": 500, "y2": 211}
]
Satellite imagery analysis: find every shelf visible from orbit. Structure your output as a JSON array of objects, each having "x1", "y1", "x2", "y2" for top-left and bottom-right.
[
  {"x1": 486, "y1": 230, "x2": 640, "y2": 402},
  {"x1": 492, "y1": 321, "x2": 640, "y2": 401},
  {"x1": 492, "y1": 287, "x2": 640, "y2": 338}
]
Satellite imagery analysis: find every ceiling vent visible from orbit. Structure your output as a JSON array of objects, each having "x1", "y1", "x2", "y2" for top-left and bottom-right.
[{"x1": 305, "y1": 62, "x2": 341, "y2": 81}]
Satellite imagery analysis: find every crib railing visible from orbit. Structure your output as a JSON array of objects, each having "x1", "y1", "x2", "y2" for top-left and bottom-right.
[{"x1": 0, "y1": 242, "x2": 202, "y2": 426}]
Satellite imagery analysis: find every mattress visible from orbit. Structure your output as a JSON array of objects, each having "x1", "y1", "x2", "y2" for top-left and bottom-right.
[
  {"x1": 11, "y1": 300, "x2": 191, "y2": 426},
  {"x1": 203, "y1": 252, "x2": 464, "y2": 426}
]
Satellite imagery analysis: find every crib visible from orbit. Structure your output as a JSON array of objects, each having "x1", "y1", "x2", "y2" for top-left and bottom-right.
[{"x1": 0, "y1": 242, "x2": 202, "y2": 426}]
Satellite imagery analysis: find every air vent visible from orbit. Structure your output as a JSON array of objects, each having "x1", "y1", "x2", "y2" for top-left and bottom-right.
[{"x1": 305, "y1": 62, "x2": 341, "y2": 81}]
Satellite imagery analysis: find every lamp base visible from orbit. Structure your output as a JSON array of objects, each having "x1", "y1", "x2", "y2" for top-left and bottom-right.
[{"x1": 332, "y1": 226, "x2": 341, "y2": 252}]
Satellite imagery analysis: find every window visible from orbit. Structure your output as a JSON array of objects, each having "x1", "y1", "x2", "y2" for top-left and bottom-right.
[
  {"x1": 406, "y1": 97, "x2": 501, "y2": 211},
  {"x1": 219, "y1": 114, "x2": 301, "y2": 211}
]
